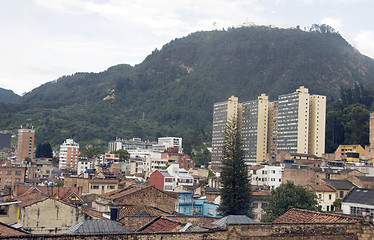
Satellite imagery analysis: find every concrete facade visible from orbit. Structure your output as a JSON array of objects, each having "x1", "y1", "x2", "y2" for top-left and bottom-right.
[{"x1": 211, "y1": 96, "x2": 239, "y2": 168}]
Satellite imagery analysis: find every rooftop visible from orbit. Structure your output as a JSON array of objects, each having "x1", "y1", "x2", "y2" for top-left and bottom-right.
[
  {"x1": 274, "y1": 208, "x2": 363, "y2": 223},
  {"x1": 343, "y1": 188, "x2": 374, "y2": 205},
  {"x1": 322, "y1": 179, "x2": 355, "y2": 190},
  {"x1": 69, "y1": 220, "x2": 128, "y2": 233}
]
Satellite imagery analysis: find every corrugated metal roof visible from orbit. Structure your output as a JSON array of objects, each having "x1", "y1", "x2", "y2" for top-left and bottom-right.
[{"x1": 69, "y1": 220, "x2": 128, "y2": 233}]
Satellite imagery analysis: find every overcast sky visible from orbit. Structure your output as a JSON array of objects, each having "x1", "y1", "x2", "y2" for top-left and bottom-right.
[{"x1": 1, "y1": 0, "x2": 373, "y2": 95}]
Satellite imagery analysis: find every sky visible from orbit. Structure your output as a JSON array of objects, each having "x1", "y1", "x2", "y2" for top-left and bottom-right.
[{"x1": 1, "y1": 0, "x2": 373, "y2": 95}]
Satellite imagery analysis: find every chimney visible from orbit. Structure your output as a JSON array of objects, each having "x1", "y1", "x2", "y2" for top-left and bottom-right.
[{"x1": 110, "y1": 207, "x2": 119, "y2": 221}]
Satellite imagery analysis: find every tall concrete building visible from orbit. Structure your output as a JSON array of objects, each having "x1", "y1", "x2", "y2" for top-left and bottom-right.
[
  {"x1": 309, "y1": 95, "x2": 327, "y2": 156},
  {"x1": 366, "y1": 112, "x2": 374, "y2": 161},
  {"x1": 276, "y1": 86, "x2": 310, "y2": 154},
  {"x1": 59, "y1": 139, "x2": 80, "y2": 169},
  {"x1": 242, "y1": 94, "x2": 269, "y2": 163},
  {"x1": 267, "y1": 101, "x2": 278, "y2": 155},
  {"x1": 16, "y1": 127, "x2": 35, "y2": 162},
  {"x1": 211, "y1": 96, "x2": 240, "y2": 168}
]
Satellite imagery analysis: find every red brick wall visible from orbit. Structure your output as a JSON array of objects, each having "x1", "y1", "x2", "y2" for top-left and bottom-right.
[{"x1": 149, "y1": 170, "x2": 165, "y2": 191}]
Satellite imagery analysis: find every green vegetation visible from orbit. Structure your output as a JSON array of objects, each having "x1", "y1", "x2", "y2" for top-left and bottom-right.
[
  {"x1": 35, "y1": 142, "x2": 53, "y2": 158},
  {"x1": 218, "y1": 118, "x2": 252, "y2": 216},
  {"x1": 113, "y1": 149, "x2": 130, "y2": 161},
  {"x1": 0, "y1": 25, "x2": 374, "y2": 150},
  {"x1": 263, "y1": 181, "x2": 319, "y2": 222}
]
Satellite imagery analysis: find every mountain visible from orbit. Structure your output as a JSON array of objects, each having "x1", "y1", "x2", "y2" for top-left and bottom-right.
[
  {"x1": 1, "y1": 25, "x2": 374, "y2": 147},
  {"x1": 0, "y1": 88, "x2": 20, "y2": 103}
]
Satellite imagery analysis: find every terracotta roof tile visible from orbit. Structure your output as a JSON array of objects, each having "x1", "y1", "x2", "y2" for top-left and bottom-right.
[
  {"x1": 306, "y1": 184, "x2": 336, "y2": 192},
  {"x1": 0, "y1": 222, "x2": 29, "y2": 236},
  {"x1": 119, "y1": 205, "x2": 170, "y2": 218},
  {"x1": 13, "y1": 192, "x2": 48, "y2": 208},
  {"x1": 274, "y1": 208, "x2": 363, "y2": 223},
  {"x1": 141, "y1": 217, "x2": 185, "y2": 232}
]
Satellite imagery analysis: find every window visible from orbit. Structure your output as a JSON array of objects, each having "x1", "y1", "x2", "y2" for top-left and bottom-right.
[
  {"x1": 15, "y1": 171, "x2": 21, "y2": 175},
  {"x1": 6, "y1": 171, "x2": 11, "y2": 175},
  {"x1": 340, "y1": 191, "x2": 344, "y2": 198},
  {"x1": 329, "y1": 194, "x2": 332, "y2": 200},
  {"x1": 261, "y1": 203, "x2": 268, "y2": 208},
  {"x1": 252, "y1": 203, "x2": 258, "y2": 208}
]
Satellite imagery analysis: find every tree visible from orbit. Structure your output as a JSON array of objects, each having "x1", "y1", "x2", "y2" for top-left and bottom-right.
[
  {"x1": 79, "y1": 146, "x2": 105, "y2": 158},
  {"x1": 218, "y1": 117, "x2": 252, "y2": 216},
  {"x1": 191, "y1": 146, "x2": 211, "y2": 167},
  {"x1": 35, "y1": 142, "x2": 53, "y2": 158},
  {"x1": 114, "y1": 149, "x2": 130, "y2": 161},
  {"x1": 263, "y1": 181, "x2": 319, "y2": 222}
]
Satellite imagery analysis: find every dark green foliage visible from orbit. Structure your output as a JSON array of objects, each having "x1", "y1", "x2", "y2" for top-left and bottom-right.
[
  {"x1": 325, "y1": 84, "x2": 374, "y2": 153},
  {"x1": 1, "y1": 26, "x2": 374, "y2": 147},
  {"x1": 218, "y1": 118, "x2": 252, "y2": 216},
  {"x1": 35, "y1": 142, "x2": 53, "y2": 158},
  {"x1": 113, "y1": 149, "x2": 130, "y2": 161},
  {"x1": 182, "y1": 131, "x2": 205, "y2": 155},
  {"x1": 0, "y1": 88, "x2": 20, "y2": 103},
  {"x1": 79, "y1": 146, "x2": 106, "y2": 158},
  {"x1": 263, "y1": 181, "x2": 319, "y2": 222},
  {"x1": 191, "y1": 146, "x2": 211, "y2": 168}
]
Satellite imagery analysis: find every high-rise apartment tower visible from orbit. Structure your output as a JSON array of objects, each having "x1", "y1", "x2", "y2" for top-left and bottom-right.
[
  {"x1": 16, "y1": 127, "x2": 35, "y2": 162},
  {"x1": 211, "y1": 96, "x2": 240, "y2": 168}
]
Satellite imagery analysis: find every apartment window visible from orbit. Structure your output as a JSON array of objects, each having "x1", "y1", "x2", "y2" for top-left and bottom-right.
[
  {"x1": 329, "y1": 194, "x2": 332, "y2": 200},
  {"x1": 261, "y1": 203, "x2": 268, "y2": 209},
  {"x1": 15, "y1": 171, "x2": 21, "y2": 175},
  {"x1": 252, "y1": 203, "x2": 258, "y2": 208},
  {"x1": 339, "y1": 191, "x2": 344, "y2": 198},
  {"x1": 6, "y1": 171, "x2": 11, "y2": 175}
]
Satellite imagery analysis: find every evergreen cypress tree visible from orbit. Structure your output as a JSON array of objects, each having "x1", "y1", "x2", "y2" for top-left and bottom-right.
[{"x1": 218, "y1": 117, "x2": 252, "y2": 216}]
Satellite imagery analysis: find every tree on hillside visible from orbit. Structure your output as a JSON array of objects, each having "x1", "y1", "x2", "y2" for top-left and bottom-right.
[
  {"x1": 113, "y1": 149, "x2": 130, "y2": 161},
  {"x1": 263, "y1": 181, "x2": 319, "y2": 222},
  {"x1": 79, "y1": 146, "x2": 105, "y2": 158},
  {"x1": 218, "y1": 118, "x2": 252, "y2": 216},
  {"x1": 191, "y1": 146, "x2": 211, "y2": 168},
  {"x1": 35, "y1": 142, "x2": 53, "y2": 158}
]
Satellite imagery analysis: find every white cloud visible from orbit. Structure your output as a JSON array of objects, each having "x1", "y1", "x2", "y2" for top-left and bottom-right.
[{"x1": 353, "y1": 30, "x2": 374, "y2": 59}]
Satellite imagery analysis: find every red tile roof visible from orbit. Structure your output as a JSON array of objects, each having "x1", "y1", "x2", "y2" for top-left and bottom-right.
[
  {"x1": 141, "y1": 217, "x2": 185, "y2": 232},
  {"x1": 0, "y1": 222, "x2": 29, "y2": 236},
  {"x1": 13, "y1": 192, "x2": 48, "y2": 208},
  {"x1": 119, "y1": 205, "x2": 170, "y2": 218},
  {"x1": 274, "y1": 208, "x2": 364, "y2": 223},
  {"x1": 306, "y1": 184, "x2": 336, "y2": 192},
  {"x1": 100, "y1": 184, "x2": 177, "y2": 200}
]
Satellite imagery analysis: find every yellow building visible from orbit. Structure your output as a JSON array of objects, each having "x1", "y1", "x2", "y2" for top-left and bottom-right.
[
  {"x1": 309, "y1": 95, "x2": 326, "y2": 156},
  {"x1": 334, "y1": 145, "x2": 365, "y2": 162}
]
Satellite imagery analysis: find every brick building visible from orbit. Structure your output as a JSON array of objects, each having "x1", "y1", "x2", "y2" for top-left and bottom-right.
[{"x1": 16, "y1": 127, "x2": 35, "y2": 162}]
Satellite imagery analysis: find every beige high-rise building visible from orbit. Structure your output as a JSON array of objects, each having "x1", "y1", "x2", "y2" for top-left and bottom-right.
[
  {"x1": 277, "y1": 86, "x2": 310, "y2": 154},
  {"x1": 309, "y1": 95, "x2": 326, "y2": 156},
  {"x1": 268, "y1": 101, "x2": 278, "y2": 155},
  {"x1": 211, "y1": 96, "x2": 240, "y2": 168},
  {"x1": 16, "y1": 127, "x2": 35, "y2": 162},
  {"x1": 366, "y1": 112, "x2": 374, "y2": 161},
  {"x1": 211, "y1": 87, "x2": 326, "y2": 167},
  {"x1": 242, "y1": 94, "x2": 269, "y2": 164}
]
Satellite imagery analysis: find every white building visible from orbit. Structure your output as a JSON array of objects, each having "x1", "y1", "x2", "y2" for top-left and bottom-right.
[
  {"x1": 167, "y1": 164, "x2": 194, "y2": 190},
  {"x1": 307, "y1": 184, "x2": 336, "y2": 212},
  {"x1": 77, "y1": 158, "x2": 94, "y2": 175},
  {"x1": 249, "y1": 164, "x2": 283, "y2": 189},
  {"x1": 153, "y1": 137, "x2": 183, "y2": 152},
  {"x1": 59, "y1": 139, "x2": 79, "y2": 169},
  {"x1": 342, "y1": 188, "x2": 374, "y2": 217}
]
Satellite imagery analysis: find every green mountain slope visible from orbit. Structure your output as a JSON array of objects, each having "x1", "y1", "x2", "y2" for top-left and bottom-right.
[
  {"x1": 1, "y1": 25, "x2": 374, "y2": 147},
  {"x1": 0, "y1": 88, "x2": 20, "y2": 103}
]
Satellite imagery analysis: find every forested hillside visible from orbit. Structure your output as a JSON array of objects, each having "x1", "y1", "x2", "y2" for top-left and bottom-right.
[{"x1": 0, "y1": 25, "x2": 374, "y2": 151}]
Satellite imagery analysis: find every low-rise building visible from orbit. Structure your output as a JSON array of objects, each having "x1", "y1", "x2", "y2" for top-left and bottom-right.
[
  {"x1": 342, "y1": 188, "x2": 374, "y2": 217},
  {"x1": 306, "y1": 184, "x2": 336, "y2": 212},
  {"x1": 0, "y1": 164, "x2": 26, "y2": 188}
]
